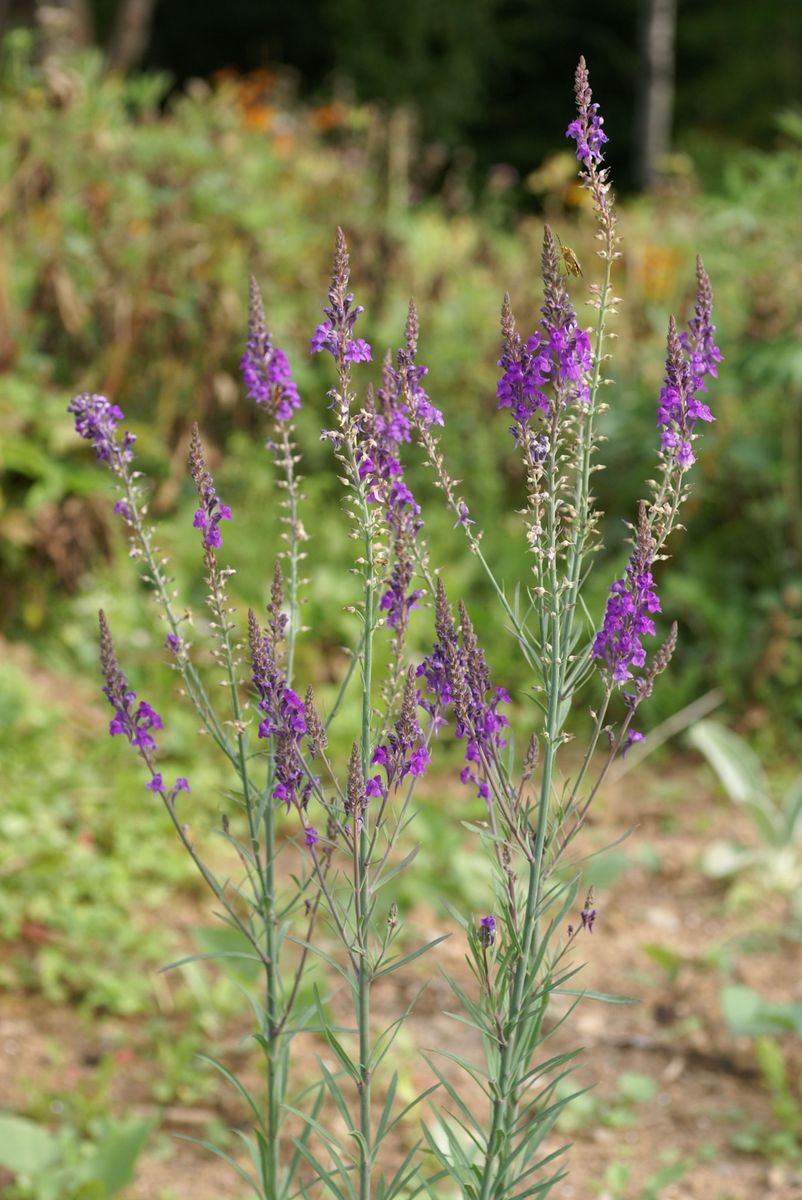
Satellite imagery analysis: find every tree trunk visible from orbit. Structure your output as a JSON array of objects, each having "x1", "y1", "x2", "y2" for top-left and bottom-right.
[
  {"x1": 105, "y1": 0, "x2": 157, "y2": 72},
  {"x1": 636, "y1": 0, "x2": 677, "y2": 190}
]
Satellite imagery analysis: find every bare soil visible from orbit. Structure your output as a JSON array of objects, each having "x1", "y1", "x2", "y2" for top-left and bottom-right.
[{"x1": 3, "y1": 764, "x2": 802, "y2": 1199}]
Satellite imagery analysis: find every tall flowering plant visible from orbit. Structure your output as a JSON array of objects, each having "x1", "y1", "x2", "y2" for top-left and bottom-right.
[{"x1": 69, "y1": 57, "x2": 718, "y2": 1199}]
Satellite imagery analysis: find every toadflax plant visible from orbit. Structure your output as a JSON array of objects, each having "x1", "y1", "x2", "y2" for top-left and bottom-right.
[{"x1": 69, "y1": 57, "x2": 719, "y2": 1200}]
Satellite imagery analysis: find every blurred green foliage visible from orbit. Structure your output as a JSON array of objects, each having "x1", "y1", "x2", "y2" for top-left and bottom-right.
[
  {"x1": 2, "y1": 32, "x2": 798, "y2": 743},
  {"x1": 0, "y1": 1110, "x2": 153, "y2": 1199}
]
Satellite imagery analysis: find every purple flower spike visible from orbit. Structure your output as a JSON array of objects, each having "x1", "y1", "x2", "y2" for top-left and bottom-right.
[
  {"x1": 565, "y1": 57, "x2": 609, "y2": 165},
  {"x1": 656, "y1": 259, "x2": 719, "y2": 471},
  {"x1": 370, "y1": 668, "x2": 429, "y2": 793},
  {"x1": 311, "y1": 228, "x2": 373, "y2": 367},
  {"x1": 657, "y1": 315, "x2": 715, "y2": 472},
  {"x1": 189, "y1": 424, "x2": 232, "y2": 550},
  {"x1": 680, "y1": 257, "x2": 722, "y2": 392},
  {"x1": 417, "y1": 583, "x2": 509, "y2": 800},
  {"x1": 68, "y1": 393, "x2": 137, "y2": 473},
  {"x1": 497, "y1": 231, "x2": 592, "y2": 435},
  {"x1": 359, "y1": 302, "x2": 441, "y2": 632},
  {"x1": 99, "y1": 611, "x2": 165, "y2": 783},
  {"x1": 249, "y1": 608, "x2": 308, "y2": 813},
  {"x1": 592, "y1": 502, "x2": 660, "y2": 685},
  {"x1": 241, "y1": 277, "x2": 301, "y2": 421}
]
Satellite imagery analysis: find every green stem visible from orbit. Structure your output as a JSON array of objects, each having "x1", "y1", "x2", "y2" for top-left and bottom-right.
[
  {"x1": 560, "y1": 250, "x2": 614, "y2": 665},
  {"x1": 478, "y1": 422, "x2": 564, "y2": 1200},
  {"x1": 263, "y1": 788, "x2": 281, "y2": 1199},
  {"x1": 325, "y1": 628, "x2": 365, "y2": 731},
  {"x1": 123, "y1": 471, "x2": 233, "y2": 760},
  {"x1": 357, "y1": 519, "x2": 375, "y2": 1200},
  {"x1": 413, "y1": 421, "x2": 543, "y2": 674},
  {"x1": 278, "y1": 424, "x2": 301, "y2": 687},
  {"x1": 212, "y1": 563, "x2": 281, "y2": 1198}
]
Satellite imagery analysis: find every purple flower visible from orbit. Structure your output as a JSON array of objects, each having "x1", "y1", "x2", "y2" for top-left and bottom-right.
[
  {"x1": 479, "y1": 914, "x2": 496, "y2": 946},
  {"x1": 303, "y1": 825, "x2": 319, "y2": 848},
  {"x1": 370, "y1": 668, "x2": 430, "y2": 794},
  {"x1": 146, "y1": 773, "x2": 163, "y2": 792},
  {"x1": 249, "y1": 609, "x2": 309, "y2": 812},
  {"x1": 623, "y1": 730, "x2": 645, "y2": 757},
  {"x1": 593, "y1": 503, "x2": 660, "y2": 685},
  {"x1": 131, "y1": 701, "x2": 163, "y2": 749},
  {"x1": 565, "y1": 57, "x2": 608, "y2": 165},
  {"x1": 354, "y1": 304, "x2": 437, "y2": 633},
  {"x1": 580, "y1": 904, "x2": 597, "y2": 933},
  {"x1": 311, "y1": 229, "x2": 372, "y2": 367},
  {"x1": 173, "y1": 777, "x2": 191, "y2": 794},
  {"x1": 417, "y1": 583, "x2": 509, "y2": 800},
  {"x1": 68, "y1": 393, "x2": 137, "y2": 473},
  {"x1": 659, "y1": 261, "x2": 719, "y2": 471},
  {"x1": 454, "y1": 501, "x2": 473, "y2": 529},
  {"x1": 166, "y1": 633, "x2": 182, "y2": 652},
  {"x1": 241, "y1": 277, "x2": 301, "y2": 421},
  {"x1": 680, "y1": 257, "x2": 722, "y2": 392},
  {"x1": 344, "y1": 338, "x2": 372, "y2": 364},
  {"x1": 189, "y1": 425, "x2": 232, "y2": 550},
  {"x1": 497, "y1": 231, "x2": 592, "y2": 435},
  {"x1": 99, "y1": 611, "x2": 166, "y2": 787}
]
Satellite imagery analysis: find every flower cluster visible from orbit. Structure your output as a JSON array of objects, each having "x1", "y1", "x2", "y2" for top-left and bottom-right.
[
  {"x1": 567, "y1": 890, "x2": 598, "y2": 937},
  {"x1": 656, "y1": 320, "x2": 710, "y2": 471},
  {"x1": 249, "y1": 608, "x2": 309, "y2": 812},
  {"x1": 592, "y1": 502, "x2": 660, "y2": 685},
  {"x1": 658, "y1": 261, "x2": 719, "y2": 470},
  {"x1": 241, "y1": 277, "x2": 301, "y2": 422},
  {"x1": 565, "y1": 57, "x2": 609, "y2": 165},
  {"x1": 497, "y1": 229, "x2": 592, "y2": 428},
  {"x1": 311, "y1": 227, "x2": 372, "y2": 365},
  {"x1": 417, "y1": 581, "x2": 509, "y2": 801},
  {"x1": 681, "y1": 257, "x2": 722, "y2": 391},
  {"x1": 99, "y1": 610, "x2": 189, "y2": 796},
  {"x1": 345, "y1": 743, "x2": 368, "y2": 832},
  {"x1": 147, "y1": 773, "x2": 190, "y2": 795},
  {"x1": 367, "y1": 668, "x2": 430, "y2": 799},
  {"x1": 360, "y1": 302, "x2": 442, "y2": 631},
  {"x1": 189, "y1": 424, "x2": 232, "y2": 550},
  {"x1": 68, "y1": 392, "x2": 136, "y2": 470}
]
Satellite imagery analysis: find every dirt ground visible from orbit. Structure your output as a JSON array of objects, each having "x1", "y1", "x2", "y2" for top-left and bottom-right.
[{"x1": 2, "y1": 764, "x2": 802, "y2": 1199}]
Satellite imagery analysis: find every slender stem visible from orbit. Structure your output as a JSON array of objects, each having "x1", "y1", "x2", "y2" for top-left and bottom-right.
[
  {"x1": 560, "y1": 249, "x2": 614, "y2": 665},
  {"x1": 357, "y1": 518, "x2": 375, "y2": 1200},
  {"x1": 278, "y1": 424, "x2": 302, "y2": 686},
  {"x1": 325, "y1": 629, "x2": 365, "y2": 731},
  {"x1": 413, "y1": 421, "x2": 543, "y2": 674},
  {"x1": 263, "y1": 789, "x2": 280, "y2": 1200},
  {"x1": 122, "y1": 471, "x2": 233, "y2": 759},
  {"x1": 477, "y1": 419, "x2": 564, "y2": 1200},
  {"x1": 209, "y1": 554, "x2": 282, "y2": 1197},
  {"x1": 565, "y1": 687, "x2": 613, "y2": 812}
]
